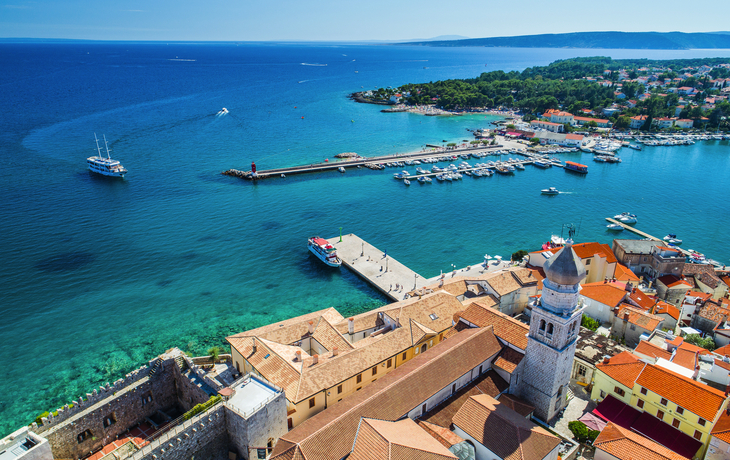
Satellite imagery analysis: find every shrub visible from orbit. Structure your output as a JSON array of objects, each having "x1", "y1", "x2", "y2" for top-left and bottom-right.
[
  {"x1": 183, "y1": 395, "x2": 222, "y2": 420},
  {"x1": 581, "y1": 315, "x2": 600, "y2": 331},
  {"x1": 208, "y1": 346, "x2": 221, "y2": 362},
  {"x1": 684, "y1": 333, "x2": 716, "y2": 351},
  {"x1": 568, "y1": 421, "x2": 600, "y2": 444},
  {"x1": 511, "y1": 250, "x2": 528, "y2": 262}
]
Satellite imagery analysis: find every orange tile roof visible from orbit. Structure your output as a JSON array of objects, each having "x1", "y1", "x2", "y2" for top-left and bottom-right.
[
  {"x1": 497, "y1": 393, "x2": 535, "y2": 418},
  {"x1": 657, "y1": 275, "x2": 692, "y2": 289},
  {"x1": 456, "y1": 301, "x2": 529, "y2": 349},
  {"x1": 634, "y1": 341, "x2": 672, "y2": 361},
  {"x1": 697, "y1": 302, "x2": 730, "y2": 324},
  {"x1": 636, "y1": 364, "x2": 726, "y2": 421},
  {"x1": 711, "y1": 411, "x2": 730, "y2": 444},
  {"x1": 418, "y1": 421, "x2": 465, "y2": 449},
  {"x1": 580, "y1": 282, "x2": 627, "y2": 308},
  {"x1": 493, "y1": 347, "x2": 524, "y2": 374},
  {"x1": 545, "y1": 242, "x2": 618, "y2": 264},
  {"x1": 614, "y1": 264, "x2": 640, "y2": 282},
  {"x1": 452, "y1": 395, "x2": 560, "y2": 460},
  {"x1": 714, "y1": 344, "x2": 730, "y2": 357},
  {"x1": 349, "y1": 418, "x2": 458, "y2": 460},
  {"x1": 653, "y1": 301, "x2": 680, "y2": 321},
  {"x1": 628, "y1": 289, "x2": 655, "y2": 310},
  {"x1": 596, "y1": 351, "x2": 646, "y2": 388},
  {"x1": 671, "y1": 347, "x2": 700, "y2": 370},
  {"x1": 594, "y1": 422, "x2": 690, "y2": 460},
  {"x1": 616, "y1": 304, "x2": 663, "y2": 331}
]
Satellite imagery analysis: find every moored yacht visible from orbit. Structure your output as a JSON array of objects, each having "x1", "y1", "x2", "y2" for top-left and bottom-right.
[
  {"x1": 308, "y1": 237, "x2": 341, "y2": 267},
  {"x1": 87, "y1": 134, "x2": 127, "y2": 177}
]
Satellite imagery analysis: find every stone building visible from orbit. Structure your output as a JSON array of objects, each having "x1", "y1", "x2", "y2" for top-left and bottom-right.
[
  {"x1": 571, "y1": 328, "x2": 628, "y2": 385},
  {"x1": 519, "y1": 242, "x2": 586, "y2": 422},
  {"x1": 610, "y1": 304, "x2": 664, "y2": 347},
  {"x1": 611, "y1": 239, "x2": 661, "y2": 278},
  {"x1": 647, "y1": 245, "x2": 686, "y2": 280},
  {"x1": 528, "y1": 242, "x2": 617, "y2": 284}
]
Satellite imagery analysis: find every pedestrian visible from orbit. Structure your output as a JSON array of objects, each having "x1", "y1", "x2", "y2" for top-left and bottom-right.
[
  {"x1": 389, "y1": 284, "x2": 392, "y2": 291},
  {"x1": 380, "y1": 266, "x2": 383, "y2": 272}
]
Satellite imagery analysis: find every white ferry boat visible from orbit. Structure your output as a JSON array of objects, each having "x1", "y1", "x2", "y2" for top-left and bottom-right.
[
  {"x1": 308, "y1": 237, "x2": 341, "y2": 267},
  {"x1": 87, "y1": 134, "x2": 127, "y2": 177}
]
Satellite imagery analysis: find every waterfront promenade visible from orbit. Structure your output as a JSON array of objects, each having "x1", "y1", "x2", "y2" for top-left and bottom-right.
[{"x1": 328, "y1": 234, "x2": 513, "y2": 301}]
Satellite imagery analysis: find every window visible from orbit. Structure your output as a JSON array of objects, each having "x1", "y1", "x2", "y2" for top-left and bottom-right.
[
  {"x1": 402, "y1": 352, "x2": 407, "y2": 361},
  {"x1": 356, "y1": 387, "x2": 361, "y2": 391},
  {"x1": 676, "y1": 406, "x2": 684, "y2": 415},
  {"x1": 672, "y1": 419, "x2": 680, "y2": 429},
  {"x1": 141, "y1": 393, "x2": 152, "y2": 406},
  {"x1": 267, "y1": 438, "x2": 274, "y2": 455},
  {"x1": 438, "y1": 333, "x2": 443, "y2": 341},
  {"x1": 657, "y1": 410, "x2": 664, "y2": 420},
  {"x1": 103, "y1": 413, "x2": 116, "y2": 428},
  {"x1": 694, "y1": 430, "x2": 702, "y2": 441},
  {"x1": 77, "y1": 430, "x2": 93, "y2": 444},
  {"x1": 614, "y1": 386, "x2": 625, "y2": 397},
  {"x1": 452, "y1": 383, "x2": 456, "y2": 393},
  {"x1": 640, "y1": 387, "x2": 647, "y2": 395},
  {"x1": 356, "y1": 374, "x2": 362, "y2": 384},
  {"x1": 539, "y1": 319, "x2": 546, "y2": 331},
  {"x1": 578, "y1": 365, "x2": 587, "y2": 376},
  {"x1": 585, "y1": 259, "x2": 592, "y2": 265},
  {"x1": 421, "y1": 344, "x2": 427, "y2": 353},
  {"x1": 372, "y1": 366, "x2": 377, "y2": 376},
  {"x1": 337, "y1": 385, "x2": 342, "y2": 394},
  {"x1": 630, "y1": 324, "x2": 636, "y2": 331},
  {"x1": 309, "y1": 397, "x2": 315, "y2": 408},
  {"x1": 660, "y1": 398, "x2": 667, "y2": 406},
  {"x1": 600, "y1": 390, "x2": 606, "y2": 398},
  {"x1": 235, "y1": 361, "x2": 240, "y2": 372},
  {"x1": 288, "y1": 418, "x2": 293, "y2": 429},
  {"x1": 699, "y1": 417, "x2": 707, "y2": 427},
  {"x1": 547, "y1": 323, "x2": 554, "y2": 336},
  {"x1": 387, "y1": 358, "x2": 392, "y2": 368},
  {"x1": 637, "y1": 399, "x2": 644, "y2": 409},
  {"x1": 479, "y1": 365, "x2": 483, "y2": 374},
  {"x1": 422, "y1": 403, "x2": 427, "y2": 414},
  {"x1": 429, "y1": 313, "x2": 438, "y2": 320}
]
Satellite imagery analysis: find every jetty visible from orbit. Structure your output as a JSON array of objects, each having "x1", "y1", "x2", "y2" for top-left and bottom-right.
[
  {"x1": 223, "y1": 144, "x2": 508, "y2": 180},
  {"x1": 328, "y1": 234, "x2": 512, "y2": 301},
  {"x1": 604, "y1": 218, "x2": 696, "y2": 258}
]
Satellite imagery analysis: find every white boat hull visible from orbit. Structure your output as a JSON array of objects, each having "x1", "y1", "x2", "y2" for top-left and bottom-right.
[{"x1": 308, "y1": 243, "x2": 341, "y2": 267}]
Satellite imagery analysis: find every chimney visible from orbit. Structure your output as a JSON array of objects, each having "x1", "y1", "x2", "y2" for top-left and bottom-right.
[
  {"x1": 308, "y1": 321, "x2": 314, "y2": 334},
  {"x1": 252, "y1": 337, "x2": 257, "y2": 353},
  {"x1": 295, "y1": 350, "x2": 301, "y2": 362},
  {"x1": 332, "y1": 347, "x2": 339, "y2": 357},
  {"x1": 348, "y1": 318, "x2": 354, "y2": 335},
  {"x1": 395, "y1": 316, "x2": 401, "y2": 328},
  {"x1": 312, "y1": 354, "x2": 319, "y2": 365},
  {"x1": 623, "y1": 312, "x2": 630, "y2": 322},
  {"x1": 603, "y1": 356, "x2": 610, "y2": 365}
]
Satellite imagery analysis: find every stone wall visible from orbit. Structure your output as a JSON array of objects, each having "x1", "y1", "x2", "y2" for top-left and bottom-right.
[
  {"x1": 130, "y1": 404, "x2": 228, "y2": 460},
  {"x1": 226, "y1": 392, "x2": 288, "y2": 460}
]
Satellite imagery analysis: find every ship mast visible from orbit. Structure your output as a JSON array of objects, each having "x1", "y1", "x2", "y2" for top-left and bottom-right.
[
  {"x1": 94, "y1": 133, "x2": 104, "y2": 158},
  {"x1": 103, "y1": 135, "x2": 112, "y2": 159}
]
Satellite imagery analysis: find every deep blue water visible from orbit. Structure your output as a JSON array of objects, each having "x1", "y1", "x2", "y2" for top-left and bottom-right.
[{"x1": 1, "y1": 42, "x2": 730, "y2": 435}]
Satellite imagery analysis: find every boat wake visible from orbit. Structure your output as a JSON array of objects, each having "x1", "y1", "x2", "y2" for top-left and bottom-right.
[
  {"x1": 301, "y1": 63, "x2": 327, "y2": 66},
  {"x1": 216, "y1": 108, "x2": 229, "y2": 117}
]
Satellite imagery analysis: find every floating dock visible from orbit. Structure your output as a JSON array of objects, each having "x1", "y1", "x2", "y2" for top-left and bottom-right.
[{"x1": 328, "y1": 234, "x2": 512, "y2": 301}]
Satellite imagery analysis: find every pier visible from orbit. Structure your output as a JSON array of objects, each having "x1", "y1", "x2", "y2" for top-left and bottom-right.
[
  {"x1": 604, "y1": 218, "x2": 695, "y2": 258},
  {"x1": 223, "y1": 144, "x2": 508, "y2": 180},
  {"x1": 328, "y1": 234, "x2": 513, "y2": 301}
]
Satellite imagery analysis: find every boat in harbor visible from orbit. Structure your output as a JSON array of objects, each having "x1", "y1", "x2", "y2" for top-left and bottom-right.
[
  {"x1": 533, "y1": 159, "x2": 551, "y2": 168},
  {"x1": 606, "y1": 223, "x2": 624, "y2": 231},
  {"x1": 404, "y1": 179, "x2": 411, "y2": 186},
  {"x1": 338, "y1": 167, "x2": 346, "y2": 173},
  {"x1": 418, "y1": 176, "x2": 432, "y2": 183},
  {"x1": 87, "y1": 134, "x2": 127, "y2": 177},
  {"x1": 614, "y1": 212, "x2": 637, "y2": 224},
  {"x1": 495, "y1": 165, "x2": 513, "y2": 175},
  {"x1": 663, "y1": 234, "x2": 683, "y2": 245},
  {"x1": 564, "y1": 161, "x2": 588, "y2": 174},
  {"x1": 541, "y1": 187, "x2": 559, "y2": 195},
  {"x1": 308, "y1": 237, "x2": 341, "y2": 267},
  {"x1": 629, "y1": 144, "x2": 642, "y2": 150}
]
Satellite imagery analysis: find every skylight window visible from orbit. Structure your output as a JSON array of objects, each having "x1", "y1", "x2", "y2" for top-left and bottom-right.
[{"x1": 429, "y1": 313, "x2": 438, "y2": 320}]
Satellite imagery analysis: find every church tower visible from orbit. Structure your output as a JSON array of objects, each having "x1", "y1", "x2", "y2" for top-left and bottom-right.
[{"x1": 520, "y1": 242, "x2": 586, "y2": 422}]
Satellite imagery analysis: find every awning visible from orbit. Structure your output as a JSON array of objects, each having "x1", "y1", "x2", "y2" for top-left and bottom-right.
[
  {"x1": 592, "y1": 395, "x2": 641, "y2": 430},
  {"x1": 578, "y1": 412, "x2": 607, "y2": 432}
]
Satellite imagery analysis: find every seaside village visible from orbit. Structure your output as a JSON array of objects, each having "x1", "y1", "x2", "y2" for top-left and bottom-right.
[{"x1": 5, "y1": 235, "x2": 730, "y2": 460}]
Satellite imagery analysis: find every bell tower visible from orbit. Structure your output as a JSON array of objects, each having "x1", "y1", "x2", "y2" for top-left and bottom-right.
[{"x1": 520, "y1": 242, "x2": 586, "y2": 421}]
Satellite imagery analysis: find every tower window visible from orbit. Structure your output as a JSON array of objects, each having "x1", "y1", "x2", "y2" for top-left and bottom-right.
[
  {"x1": 539, "y1": 319, "x2": 546, "y2": 332},
  {"x1": 546, "y1": 323, "x2": 554, "y2": 337}
]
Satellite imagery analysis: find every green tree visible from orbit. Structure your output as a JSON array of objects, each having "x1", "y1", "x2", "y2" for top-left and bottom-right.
[
  {"x1": 511, "y1": 250, "x2": 528, "y2": 262},
  {"x1": 581, "y1": 315, "x2": 600, "y2": 331},
  {"x1": 530, "y1": 137, "x2": 540, "y2": 145},
  {"x1": 208, "y1": 346, "x2": 222, "y2": 362},
  {"x1": 569, "y1": 421, "x2": 600, "y2": 444},
  {"x1": 684, "y1": 334, "x2": 716, "y2": 351},
  {"x1": 614, "y1": 115, "x2": 631, "y2": 130}
]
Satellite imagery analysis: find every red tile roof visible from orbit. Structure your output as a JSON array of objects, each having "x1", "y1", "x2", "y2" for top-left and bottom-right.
[
  {"x1": 657, "y1": 275, "x2": 691, "y2": 289},
  {"x1": 652, "y1": 301, "x2": 680, "y2": 321},
  {"x1": 594, "y1": 422, "x2": 690, "y2": 460},
  {"x1": 634, "y1": 341, "x2": 672, "y2": 361},
  {"x1": 636, "y1": 364, "x2": 726, "y2": 421},
  {"x1": 544, "y1": 242, "x2": 617, "y2": 264},
  {"x1": 616, "y1": 304, "x2": 663, "y2": 331},
  {"x1": 580, "y1": 282, "x2": 627, "y2": 307},
  {"x1": 596, "y1": 351, "x2": 646, "y2": 388},
  {"x1": 614, "y1": 264, "x2": 640, "y2": 282},
  {"x1": 628, "y1": 289, "x2": 655, "y2": 310},
  {"x1": 711, "y1": 411, "x2": 730, "y2": 444},
  {"x1": 456, "y1": 301, "x2": 529, "y2": 350}
]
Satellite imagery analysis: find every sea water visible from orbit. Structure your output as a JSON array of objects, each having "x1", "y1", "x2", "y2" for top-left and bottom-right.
[{"x1": 1, "y1": 42, "x2": 729, "y2": 434}]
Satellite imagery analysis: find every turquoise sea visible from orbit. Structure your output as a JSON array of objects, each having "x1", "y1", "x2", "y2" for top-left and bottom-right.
[{"x1": 1, "y1": 42, "x2": 730, "y2": 435}]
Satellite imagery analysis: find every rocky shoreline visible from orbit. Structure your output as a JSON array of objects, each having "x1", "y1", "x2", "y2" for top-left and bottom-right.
[{"x1": 348, "y1": 92, "x2": 391, "y2": 105}]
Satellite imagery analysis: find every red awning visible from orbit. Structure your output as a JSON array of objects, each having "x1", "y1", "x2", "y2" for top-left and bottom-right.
[
  {"x1": 312, "y1": 237, "x2": 330, "y2": 246},
  {"x1": 592, "y1": 395, "x2": 641, "y2": 430}
]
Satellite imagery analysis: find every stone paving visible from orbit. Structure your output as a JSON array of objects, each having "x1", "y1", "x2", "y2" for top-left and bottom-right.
[{"x1": 547, "y1": 382, "x2": 598, "y2": 460}]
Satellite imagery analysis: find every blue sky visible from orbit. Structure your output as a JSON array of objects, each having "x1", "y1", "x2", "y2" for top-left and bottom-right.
[{"x1": 2, "y1": 0, "x2": 729, "y2": 41}]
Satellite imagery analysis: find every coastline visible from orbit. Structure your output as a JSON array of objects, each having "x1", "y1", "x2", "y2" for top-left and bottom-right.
[{"x1": 349, "y1": 91, "x2": 519, "y2": 117}]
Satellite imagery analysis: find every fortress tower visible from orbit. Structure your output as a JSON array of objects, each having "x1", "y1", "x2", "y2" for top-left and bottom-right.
[{"x1": 520, "y1": 242, "x2": 586, "y2": 421}]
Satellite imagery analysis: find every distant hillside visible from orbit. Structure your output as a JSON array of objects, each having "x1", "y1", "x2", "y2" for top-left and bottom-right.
[{"x1": 401, "y1": 31, "x2": 730, "y2": 49}]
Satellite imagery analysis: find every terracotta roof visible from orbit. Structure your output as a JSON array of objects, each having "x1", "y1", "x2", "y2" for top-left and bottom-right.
[
  {"x1": 565, "y1": 133, "x2": 584, "y2": 140},
  {"x1": 493, "y1": 347, "x2": 524, "y2": 374},
  {"x1": 497, "y1": 393, "x2": 535, "y2": 418},
  {"x1": 333, "y1": 312, "x2": 382, "y2": 335},
  {"x1": 456, "y1": 301, "x2": 529, "y2": 350},
  {"x1": 418, "y1": 421, "x2": 465, "y2": 449},
  {"x1": 714, "y1": 344, "x2": 730, "y2": 357},
  {"x1": 594, "y1": 422, "x2": 690, "y2": 460},
  {"x1": 510, "y1": 267, "x2": 544, "y2": 286},
  {"x1": 227, "y1": 307, "x2": 344, "y2": 344},
  {"x1": 711, "y1": 411, "x2": 730, "y2": 444},
  {"x1": 596, "y1": 351, "x2": 646, "y2": 388},
  {"x1": 628, "y1": 289, "x2": 655, "y2": 310},
  {"x1": 580, "y1": 282, "x2": 627, "y2": 308},
  {"x1": 452, "y1": 394, "x2": 560, "y2": 460},
  {"x1": 614, "y1": 264, "x2": 640, "y2": 282},
  {"x1": 672, "y1": 347, "x2": 700, "y2": 370},
  {"x1": 636, "y1": 364, "x2": 726, "y2": 421},
  {"x1": 270, "y1": 327, "x2": 502, "y2": 460},
  {"x1": 653, "y1": 301, "x2": 680, "y2": 321},
  {"x1": 634, "y1": 340, "x2": 672, "y2": 361},
  {"x1": 683, "y1": 264, "x2": 722, "y2": 289},
  {"x1": 616, "y1": 304, "x2": 662, "y2": 331},
  {"x1": 420, "y1": 370, "x2": 509, "y2": 429},
  {"x1": 227, "y1": 337, "x2": 303, "y2": 401},
  {"x1": 483, "y1": 271, "x2": 523, "y2": 297},
  {"x1": 696, "y1": 302, "x2": 730, "y2": 324},
  {"x1": 349, "y1": 418, "x2": 457, "y2": 460},
  {"x1": 545, "y1": 242, "x2": 618, "y2": 264},
  {"x1": 657, "y1": 275, "x2": 691, "y2": 289},
  {"x1": 313, "y1": 317, "x2": 355, "y2": 352}
]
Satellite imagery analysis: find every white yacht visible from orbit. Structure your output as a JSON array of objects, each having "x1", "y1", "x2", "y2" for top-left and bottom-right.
[
  {"x1": 308, "y1": 237, "x2": 341, "y2": 267},
  {"x1": 87, "y1": 134, "x2": 127, "y2": 177}
]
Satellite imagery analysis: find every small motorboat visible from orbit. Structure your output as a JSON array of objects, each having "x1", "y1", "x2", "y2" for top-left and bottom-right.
[
  {"x1": 663, "y1": 234, "x2": 683, "y2": 245},
  {"x1": 403, "y1": 179, "x2": 411, "y2": 186},
  {"x1": 541, "y1": 187, "x2": 559, "y2": 195},
  {"x1": 338, "y1": 167, "x2": 346, "y2": 173},
  {"x1": 606, "y1": 223, "x2": 624, "y2": 231},
  {"x1": 614, "y1": 212, "x2": 637, "y2": 224}
]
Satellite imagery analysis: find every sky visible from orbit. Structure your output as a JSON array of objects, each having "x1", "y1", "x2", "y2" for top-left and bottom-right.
[{"x1": 2, "y1": 0, "x2": 730, "y2": 42}]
